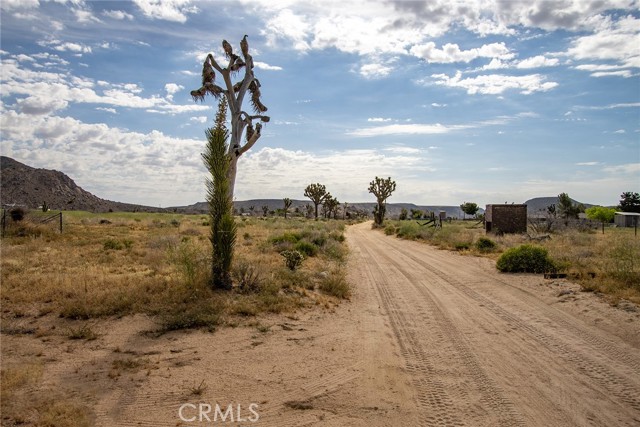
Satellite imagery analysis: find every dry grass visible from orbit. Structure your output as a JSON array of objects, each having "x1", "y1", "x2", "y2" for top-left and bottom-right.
[
  {"x1": 384, "y1": 220, "x2": 640, "y2": 304},
  {"x1": 1, "y1": 212, "x2": 351, "y2": 326},
  {"x1": 1, "y1": 211, "x2": 351, "y2": 425},
  {"x1": 1, "y1": 362, "x2": 91, "y2": 427}
]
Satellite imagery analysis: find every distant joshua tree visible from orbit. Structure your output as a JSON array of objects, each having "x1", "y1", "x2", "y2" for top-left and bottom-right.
[
  {"x1": 304, "y1": 183, "x2": 328, "y2": 220},
  {"x1": 283, "y1": 198, "x2": 292, "y2": 219},
  {"x1": 191, "y1": 35, "x2": 270, "y2": 202},
  {"x1": 369, "y1": 176, "x2": 396, "y2": 227},
  {"x1": 262, "y1": 205, "x2": 269, "y2": 217}
]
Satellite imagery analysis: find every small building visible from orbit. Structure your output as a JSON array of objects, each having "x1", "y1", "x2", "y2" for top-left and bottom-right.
[
  {"x1": 614, "y1": 212, "x2": 640, "y2": 227},
  {"x1": 485, "y1": 204, "x2": 527, "y2": 234}
]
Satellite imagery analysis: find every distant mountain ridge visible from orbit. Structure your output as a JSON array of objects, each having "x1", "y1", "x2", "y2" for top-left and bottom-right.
[
  {"x1": 171, "y1": 199, "x2": 478, "y2": 219},
  {"x1": 523, "y1": 197, "x2": 596, "y2": 215},
  {"x1": 1, "y1": 156, "x2": 600, "y2": 216},
  {"x1": 0, "y1": 156, "x2": 159, "y2": 213}
]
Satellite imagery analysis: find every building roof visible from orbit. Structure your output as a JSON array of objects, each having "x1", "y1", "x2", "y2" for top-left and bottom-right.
[{"x1": 615, "y1": 212, "x2": 640, "y2": 216}]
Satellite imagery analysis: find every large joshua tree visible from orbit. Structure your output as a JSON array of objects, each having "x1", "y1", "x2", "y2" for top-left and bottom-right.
[{"x1": 191, "y1": 35, "x2": 270, "y2": 199}]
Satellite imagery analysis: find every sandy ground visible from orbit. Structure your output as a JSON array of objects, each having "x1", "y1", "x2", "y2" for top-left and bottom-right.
[{"x1": 3, "y1": 221, "x2": 640, "y2": 426}]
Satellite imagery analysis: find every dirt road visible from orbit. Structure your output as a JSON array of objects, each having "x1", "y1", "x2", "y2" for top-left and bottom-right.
[
  {"x1": 344, "y1": 221, "x2": 640, "y2": 426},
  {"x1": 6, "y1": 222, "x2": 639, "y2": 426}
]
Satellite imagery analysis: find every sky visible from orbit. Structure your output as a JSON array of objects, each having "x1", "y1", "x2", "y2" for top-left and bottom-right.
[{"x1": 1, "y1": 0, "x2": 639, "y2": 208}]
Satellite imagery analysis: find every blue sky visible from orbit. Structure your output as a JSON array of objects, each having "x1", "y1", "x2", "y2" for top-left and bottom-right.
[{"x1": 1, "y1": 0, "x2": 638, "y2": 207}]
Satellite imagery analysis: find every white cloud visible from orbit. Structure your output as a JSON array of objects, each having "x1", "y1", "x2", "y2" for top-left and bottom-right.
[
  {"x1": 567, "y1": 15, "x2": 640, "y2": 70},
  {"x1": 367, "y1": 117, "x2": 392, "y2": 122},
  {"x1": 132, "y1": 0, "x2": 198, "y2": 23},
  {"x1": 103, "y1": 10, "x2": 134, "y2": 20},
  {"x1": 96, "y1": 107, "x2": 117, "y2": 114},
  {"x1": 16, "y1": 96, "x2": 69, "y2": 115},
  {"x1": 262, "y1": 8, "x2": 311, "y2": 52},
  {"x1": 164, "y1": 83, "x2": 184, "y2": 101},
  {"x1": 431, "y1": 103, "x2": 447, "y2": 108},
  {"x1": 602, "y1": 163, "x2": 640, "y2": 175},
  {"x1": 576, "y1": 162, "x2": 599, "y2": 166},
  {"x1": 0, "y1": 0, "x2": 39, "y2": 11},
  {"x1": 428, "y1": 71, "x2": 558, "y2": 95},
  {"x1": 516, "y1": 55, "x2": 560, "y2": 69},
  {"x1": 1, "y1": 109, "x2": 206, "y2": 206},
  {"x1": 1, "y1": 59, "x2": 208, "y2": 114},
  {"x1": 591, "y1": 70, "x2": 635, "y2": 78},
  {"x1": 253, "y1": 61, "x2": 283, "y2": 71},
  {"x1": 614, "y1": 129, "x2": 626, "y2": 134},
  {"x1": 236, "y1": 146, "x2": 436, "y2": 201},
  {"x1": 190, "y1": 116, "x2": 207, "y2": 123},
  {"x1": 348, "y1": 123, "x2": 467, "y2": 137},
  {"x1": 410, "y1": 42, "x2": 513, "y2": 64},
  {"x1": 38, "y1": 39, "x2": 93, "y2": 54},
  {"x1": 359, "y1": 61, "x2": 394, "y2": 79},
  {"x1": 74, "y1": 8, "x2": 101, "y2": 24}
]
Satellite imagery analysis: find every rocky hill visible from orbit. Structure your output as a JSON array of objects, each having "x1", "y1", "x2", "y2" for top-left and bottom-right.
[{"x1": 0, "y1": 156, "x2": 159, "y2": 213}]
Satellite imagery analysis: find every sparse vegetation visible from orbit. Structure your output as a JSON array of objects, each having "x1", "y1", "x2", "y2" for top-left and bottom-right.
[
  {"x1": 1, "y1": 211, "x2": 351, "y2": 330},
  {"x1": 380, "y1": 218, "x2": 640, "y2": 303}
]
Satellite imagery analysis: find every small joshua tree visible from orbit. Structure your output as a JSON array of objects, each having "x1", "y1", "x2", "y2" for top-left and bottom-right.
[
  {"x1": 262, "y1": 205, "x2": 269, "y2": 217},
  {"x1": 283, "y1": 198, "x2": 292, "y2": 219},
  {"x1": 304, "y1": 183, "x2": 328, "y2": 220},
  {"x1": 324, "y1": 195, "x2": 340, "y2": 219},
  {"x1": 369, "y1": 176, "x2": 396, "y2": 227},
  {"x1": 203, "y1": 97, "x2": 236, "y2": 290}
]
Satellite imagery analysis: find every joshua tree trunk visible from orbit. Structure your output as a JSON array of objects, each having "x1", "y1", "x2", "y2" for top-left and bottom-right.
[{"x1": 191, "y1": 35, "x2": 270, "y2": 201}]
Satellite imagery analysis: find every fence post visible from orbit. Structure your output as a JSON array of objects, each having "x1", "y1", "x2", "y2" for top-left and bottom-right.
[{"x1": 59, "y1": 212, "x2": 63, "y2": 233}]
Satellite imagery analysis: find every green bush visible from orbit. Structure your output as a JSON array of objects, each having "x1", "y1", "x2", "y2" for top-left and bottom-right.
[
  {"x1": 270, "y1": 232, "x2": 302, "y2": 245},
  {"x1": 496, "y1": 244, "x2": 557, "y2": 273},
  {"x1": 384, "y1": 224, "x2": 396, "y2": 235},
  {"x1": 475, "y1": 236, "x2": 497, "y2": 252},
  {"x1": 295, "y1": 240, "x2": 319, "y2": 257},
  {"x1": 454, "y1": 242, "x2": 471, "y2": 251}
]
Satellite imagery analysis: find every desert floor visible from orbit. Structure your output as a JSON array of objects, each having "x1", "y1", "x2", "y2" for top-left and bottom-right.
[{"x1": 3, "y1": 221, "x2": 639, "y2": 426}]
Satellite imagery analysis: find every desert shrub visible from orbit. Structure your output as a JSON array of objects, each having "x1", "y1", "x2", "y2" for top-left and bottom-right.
[
  {"x1": 323, "y1": 240, "x2": 347, "y2": 262},
  {"x1": 103, "y1": 238, "x2": 133, "y2": 251},
  {"x1": 454, "y1": 242, "x2": 471, "y2": 251},
  {"x1": 270, "y1": 232, "x2": 302, "y2": 245},
  {"x1": 605, "y1": 236, "x2": 640, "y2": 288},
  {"x1": 295, "y1": 240, "x2": 318, "y2": 257},
  {"x1": 396, "y1": 221, "x2": 419, "y2": 239},
  {"x1": 496, "y1": 244, "x2": 557, "y2": 273},
  {"x1": 329, "y1": 231, "x2": 345, "y2": 243},
  {"x1": 319, "y1": 270, "x2": 350, "y2": 299},
  {"x1": 384, "y1": 224, "x2": 396, "y2": 235},
  {"x1": 475, "y1": 236, "x2": 497, "y2": 252},
  {"x1": 281, "y1": 250, "x2": 304, "y2": 271},
  {"x1": 169, "y1": 240, "x2": 209, "y2": 287},
  {"x1": 9, "y1": 207, "x2": 26, "y2": 222},
  {"x1": 232, "y1": 262, "x2": 262, "y2": 293},
  {"x1": 160, "y1": 296, "x2": 223, "y2": 331}
]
